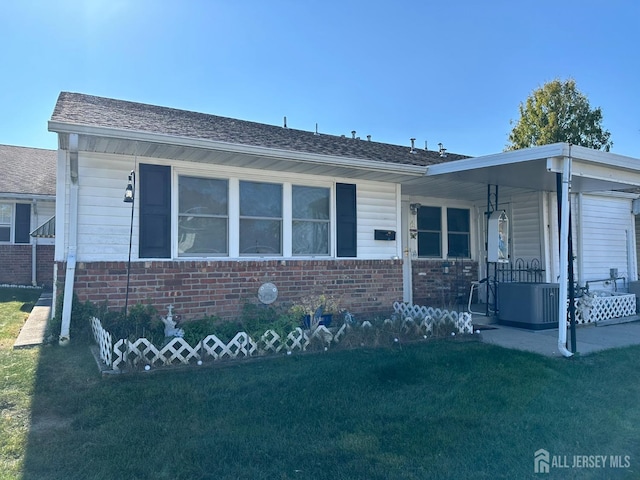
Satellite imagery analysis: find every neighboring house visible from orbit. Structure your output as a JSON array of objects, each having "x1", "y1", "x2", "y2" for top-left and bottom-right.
[
  {"x1": 0, "y1": 144, "x2": 56, "y2": 287},
  {"x1": 47, "y1": 92, "x2": 640, "y2": 342}
]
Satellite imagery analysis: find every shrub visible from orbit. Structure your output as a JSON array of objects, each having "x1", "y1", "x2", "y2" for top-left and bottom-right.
[
  {"x1": 101, "y1": 303, "x2": 161, "y2": 343},
  {"x1": 240, "y1": 302, "x2": 299, "y2": 339},
  {"x1": 181, "y1": 316, "x2": 237, "y2": 344},
  {"x1": 50, "y1": 293, "x2": 97, "y2": 344}
]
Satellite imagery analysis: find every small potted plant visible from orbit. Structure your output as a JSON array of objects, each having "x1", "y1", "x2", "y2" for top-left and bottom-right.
[{"x1": 292, "y1": 294, "x2": 341, "y2": 330}]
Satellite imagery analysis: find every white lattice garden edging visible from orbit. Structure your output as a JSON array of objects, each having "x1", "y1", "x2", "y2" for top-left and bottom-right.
[
  {"x1": 91, "y1": 303, "x2": 475, "y2": 372},
  {"x1": 91, "y1": 317, "x2": 113, "y2": 367},
  {"x1": 91, "y1": 317, "x2": 350, "y2": 372},
  {"x1": 392, "y1": 302, "x2": 474, "y2": 335}
]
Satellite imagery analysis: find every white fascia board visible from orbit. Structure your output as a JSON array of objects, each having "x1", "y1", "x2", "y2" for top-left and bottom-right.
[
  {"x1": 427, "y1": 143, "x2": 569, "y2": 176},
  {"x1": 547, "y1": 154, "x2": 640, "y2": 187},
  {"x1": 48, "y1": 121, "x2": 427, "y2": 177},
  {"x1": 569, "y1": 144, "x2": 640, "y2": 168},
  {"x1": 0, "y1": 193, "x2": 56, "y2": 201}
]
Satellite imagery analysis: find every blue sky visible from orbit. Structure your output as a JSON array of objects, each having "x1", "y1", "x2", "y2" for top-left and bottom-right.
[{"x1": 1, "y1": 0, "x2": 639, "y2": 158}]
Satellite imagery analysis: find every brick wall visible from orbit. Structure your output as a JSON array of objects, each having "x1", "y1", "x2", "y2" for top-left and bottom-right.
[
  {"x1": 0, "y1": 244, "x2": 54, "y2": 287},
  {"x1": 36, "y1": 245, "x2": 54, "y2": 286},
  {"x1": 55, "y1": 259, "x2": 404, "y2": 321},
  {"x1": 411, "y1": 259, "x2": 478, "y2": 308}
]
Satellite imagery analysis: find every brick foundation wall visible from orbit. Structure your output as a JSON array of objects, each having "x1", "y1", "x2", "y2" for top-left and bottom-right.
[
  {"x1": 0, "y1": 244, "x2": 54, "y2": 287},
  {"x1": 55, "y1": 259, "x2": 404, "y2": 321},
  {"x1": 411, "y1": 259, "x2": 478, "y2": 308}
]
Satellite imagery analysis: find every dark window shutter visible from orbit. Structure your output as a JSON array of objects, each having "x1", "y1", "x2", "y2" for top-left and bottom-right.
[
  {"x1": 15, "y1": 204, "x2": 31, "y2": 244},
  {"x1": 139, "y1": 164, "x2": 171, "y2": 258},
  {"x1": 336, "y1": 183, "x2": 357, "y2": 257}
]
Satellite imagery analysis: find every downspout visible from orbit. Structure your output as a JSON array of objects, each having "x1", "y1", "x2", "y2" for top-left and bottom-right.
[
  {"x1": 59, "y1": 133, "x2": 79, "y2": 345},
  {"x1": 557, "y1": 155, "x2": 573, "y2": 357}
]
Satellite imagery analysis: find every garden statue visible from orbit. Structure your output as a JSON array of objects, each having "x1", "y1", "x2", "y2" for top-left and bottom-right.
[{"x1": 161, "y1": 305, "x2": 185, "y2": 338}]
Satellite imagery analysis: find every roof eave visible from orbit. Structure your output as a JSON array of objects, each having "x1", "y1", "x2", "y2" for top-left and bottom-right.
[{"x1": 48, "y1": 121, "x2": 428, "y2": 177}]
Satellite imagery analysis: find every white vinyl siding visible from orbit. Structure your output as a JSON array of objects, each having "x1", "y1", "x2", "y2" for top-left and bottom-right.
[
  {"x1": 357, "y1": 182, "x2": 399, "y2": 259},
  {"x1": 66, "y1": 152, "x2": 400, "y2": 262},
  {"x1": 74, "y1": 154, "x2": 140, "y2": 260},
  {"x1": 510, "y1": 192, "x2": 543, "y2": 263},
  {"x1": 579, "y1": 194, "x2": 634, "y2": 283}
]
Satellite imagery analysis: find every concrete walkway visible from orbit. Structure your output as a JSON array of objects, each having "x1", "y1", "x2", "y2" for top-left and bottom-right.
[
  {"x1": 13, "y1": 291, "x2": 53, "y2": 349},
  {"x1": 478, "y1": 319, "x2": 640, "y2": 357}
]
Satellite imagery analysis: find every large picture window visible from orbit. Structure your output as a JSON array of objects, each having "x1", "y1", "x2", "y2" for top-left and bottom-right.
[
  {"x1": 178, "y1": 176, "x2": 228, "y2": 256},
  {"x1": 240, "y1": 181, "x2": 282, "y2": 255},
  {"x1": 292, "y1": 185, "x2": 330, "y2": 255},
  {"x1": 174, "y1": 174, "x2": 335, "y2": 258}
]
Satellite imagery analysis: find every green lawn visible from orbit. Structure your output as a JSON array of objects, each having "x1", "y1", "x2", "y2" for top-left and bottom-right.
[{"x1": 1, "y1": 287, "x2": 640, "y2": 479}]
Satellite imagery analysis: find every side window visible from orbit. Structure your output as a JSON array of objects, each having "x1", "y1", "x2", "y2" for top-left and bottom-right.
[
  {"x1": 447, "y1": 208, "x2": 470, "y2": 258},
  {"x1": 417, "y1": 206, "x2": 441, "y2": 257},
  {"x1": 178, "y1": 176, "x2": 228, "y2": 256},
  {"x1": 239, "y1": 181, "x2": 282, "y2": 255},
  {"x1": 0, "y1": 203, "x2": 11, "y2": 242},
  {"x1": 292, "y1": 185, "x2": 330, "y2": 255}
]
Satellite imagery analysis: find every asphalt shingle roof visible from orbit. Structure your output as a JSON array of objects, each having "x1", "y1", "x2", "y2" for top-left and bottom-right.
[
  {"x1": 50, "y1": 92, "x2": 469, "y2": 167},
  {"x1": 0, "y1": 144, "x2": 56, "y2": 196}
]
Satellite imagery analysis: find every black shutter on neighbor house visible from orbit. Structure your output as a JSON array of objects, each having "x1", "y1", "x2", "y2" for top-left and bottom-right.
[
  {"x1": 15, "y1": 204, "x2": 31, "y2": 244},
  {"x1": 139, "y1": 164, "x2": 171, "y2": 258},
  {"x1": 336, "y1": 183, "x2": 357, "y2": 257}
]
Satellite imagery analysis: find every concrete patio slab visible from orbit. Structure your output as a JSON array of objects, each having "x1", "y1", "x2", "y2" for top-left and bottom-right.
[
  {"x1": 13, "y1": 291, "x2": 52, "y2": 349},
  {"x1": 478, "y1": 319, "x2": 640, "y2": 357}
]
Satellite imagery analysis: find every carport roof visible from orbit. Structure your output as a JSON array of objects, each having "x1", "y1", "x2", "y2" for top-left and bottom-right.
[{"x1": 426, "y1": 143, "x2": 640, "y2": 196}]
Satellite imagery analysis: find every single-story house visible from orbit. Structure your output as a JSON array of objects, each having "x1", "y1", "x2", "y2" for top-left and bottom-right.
[
  {"x1": 47, "y1": 92, "x2": 640, "y2": 346},
  {"x1": 0, "y1": 144, "x2": 56, "y2": 287}
]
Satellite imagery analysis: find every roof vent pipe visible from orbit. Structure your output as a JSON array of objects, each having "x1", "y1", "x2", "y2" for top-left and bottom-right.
[
  {"x1": 367, "y1": 135, "x2": 371, "y2": 142},
  {"x1": 410, "y1": 138, "x2": 416, "y2": 153},
  {"x1": 314, "y1": 123, "x2": 319, "y2": 136},
  {"x1": 425, "y1": 141, "x2": 428, "y2": 151},
  {"x1": 438, "y1": 143, "x2": 447, "y2": 157},
  {"x1": 351, "y1": 130, "x2": 356, "y2": 139},
  {"x1": 283, "y1": 116, "x2": 287, "y2": 128}
]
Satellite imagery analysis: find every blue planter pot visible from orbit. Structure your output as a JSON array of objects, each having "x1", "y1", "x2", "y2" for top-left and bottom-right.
[{"x1": 302, "y1": 313, "x2": 333, "y2": 328}]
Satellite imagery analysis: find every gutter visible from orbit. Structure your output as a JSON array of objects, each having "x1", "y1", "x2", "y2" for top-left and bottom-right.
[
  {"x1": 47, "y1": 121, "x2": 428, "y2": 177},
  {"x1": 59, "y1": 133, "x2": 79, "y2": 345}
]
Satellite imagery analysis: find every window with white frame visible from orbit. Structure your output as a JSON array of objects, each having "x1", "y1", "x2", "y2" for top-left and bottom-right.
[
  {"x1": 417, "y1": 206, "x2": 470, "y2": 258},
  {"x1": 171, "y1": 171, "x2": 335, "y2": 258},
  {"x1": 178, "y1": 176, "x2": 228, "y2": 256},
  {"x1": 292, "y1": 185, "x2": 330, "y2": 255},
  {"x1": 0, "y1": 203, "x2": 11, "y2": 242},
  {"x1": 239, "y1": 180, "x2": 282, "y2": 255}
]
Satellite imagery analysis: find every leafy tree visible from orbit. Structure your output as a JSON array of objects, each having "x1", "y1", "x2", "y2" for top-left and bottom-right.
[{"x1": 506, "y1": 79, "x2": 612, "y2": 151}]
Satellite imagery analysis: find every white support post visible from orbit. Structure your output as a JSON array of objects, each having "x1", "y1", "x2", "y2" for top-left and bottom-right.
[{"x1": 557, "y1": 156, "x2": 573, "y2": 357}]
